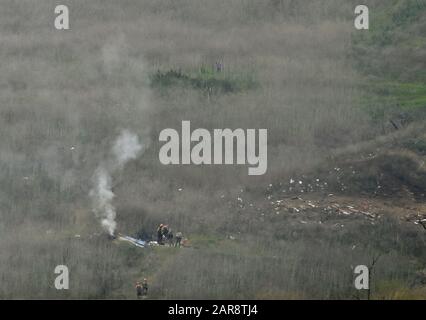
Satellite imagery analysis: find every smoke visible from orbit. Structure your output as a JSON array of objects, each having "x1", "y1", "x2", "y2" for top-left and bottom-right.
[
  {"x1": 90, "y1": 130, "x2": 144, "y2": 235},
  {"x1": 112, "y1": 130, "x2": 143, "y2": 168},
  {"x1": 91, "y1": 167, "x2": 116, "y2": 236},
  {"x1": 101, "y1": 35, "x2": 128, "y2": 75},
  {"x1": 89, "y1": 35, "x2": 151, "y2": 236}
]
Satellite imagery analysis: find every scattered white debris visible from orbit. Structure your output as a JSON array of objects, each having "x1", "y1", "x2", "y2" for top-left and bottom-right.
[
  {"x1": 307, "y1": 201, "x2": 316, "y2": 208},
  {"x1": 360, "y1": 211, "x2": 376, "y2": 218}
]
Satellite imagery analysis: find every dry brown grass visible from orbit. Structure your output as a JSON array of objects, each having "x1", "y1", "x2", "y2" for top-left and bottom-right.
[{"x1": 0, "y1": 0, "x2": 425, "y2": 299}]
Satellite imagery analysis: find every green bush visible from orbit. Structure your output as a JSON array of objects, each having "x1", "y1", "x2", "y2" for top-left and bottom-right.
[{"x1": 150, "y1": 68, "x2": 258, "y2": 94}]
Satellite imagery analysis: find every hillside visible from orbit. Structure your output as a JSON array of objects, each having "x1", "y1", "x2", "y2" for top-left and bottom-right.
[{"x1": 0, "y1": 0, "x2": 425, "y2": 299}]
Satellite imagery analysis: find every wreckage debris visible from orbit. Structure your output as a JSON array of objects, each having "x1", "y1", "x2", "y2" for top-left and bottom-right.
[
  {"x1": 118, "y1": 234, "x2": 146, "y2": 248},
  {"x1": 405, "y1": 213, "x2": 426, "y2": 230},
  {"x1": 265, "y1": 191, "x2": 382, "y2": 226}
]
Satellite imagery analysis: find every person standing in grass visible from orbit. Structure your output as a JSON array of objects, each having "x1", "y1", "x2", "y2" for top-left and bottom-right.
[
  {"x1": 135, "y1": 281, "x2": 143, "y2": 299},
  {"x1": 142, "y1": 278, "x2": 149, "y2": 296},
  {"x1": 162, "y1": 225, "x2": 169, "y2": 241},
  {"x1": 175, "y1": 232, "x2": 183, "y2": 247},
  {"x1": 167, "y1": 229, "x2": 174, "y2": 246},
  {"x1": 157, "y1": 224, "x2": 164, "y2": 244}
]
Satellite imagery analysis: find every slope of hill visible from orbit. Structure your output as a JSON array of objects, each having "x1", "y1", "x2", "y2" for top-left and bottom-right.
[{"x1": 0, "y1": 0, "x2": 425, "y2": 299}]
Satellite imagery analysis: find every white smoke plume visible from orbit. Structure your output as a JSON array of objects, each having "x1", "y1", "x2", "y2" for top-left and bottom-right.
[
  {"x1": 112, "y1": 130, "x2": 143, "y2": 168},
  {"x1": 90, "y1": 130, "x2": 143, "y2": 236}
]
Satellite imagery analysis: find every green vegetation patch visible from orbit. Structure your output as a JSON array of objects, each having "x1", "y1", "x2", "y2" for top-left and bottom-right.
[
  {"x1": 357, "y1": 81, "x2": 426, "y2": 121},
  {"x1": 353, "y1": 0, "x2": 426, "y2": 47},
  {"x1": 150, "y1": 67, "x2": 258, "y2": 94},
  {"x1": 352, "y1": 1, "x2": 426, "y2": 119}
]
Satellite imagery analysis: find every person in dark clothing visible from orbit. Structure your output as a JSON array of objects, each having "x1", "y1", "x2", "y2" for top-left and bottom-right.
[
  {"x1": 162, "y1": 225, "x2": 169, "y2": 239},
  {"x1": 167, "y1": 230, "x2": 174, "y2": 246},
  {"x1": 215, "y1": 61, "x2": 223, "y2": 72},
  {"x1": 157, "y1": 224, "x2": 164, "y2": 244},
  {"x1": 175, "y1": 232, "x2": 183, "y2": 247},
  {"x1": 135, "y1": 282, "x2": 143, "y2": 299},
  {"x1": 142, "y1": 278, "x2": 148, "y2": 296}
]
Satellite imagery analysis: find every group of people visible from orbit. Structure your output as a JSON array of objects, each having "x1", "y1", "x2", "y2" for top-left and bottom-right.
[
  {"x1": 157, "y1": 224, "x2": 183, "y2": 247},
  {"x1": 133, "y1": 225, "x2": 185, "y2": 298},
  {"x1": 135, "y1": 279, "x2": 148, "y2": 299},
  {"x1": 134, "y1": 225, "x2": 184, "y2": 298}
]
